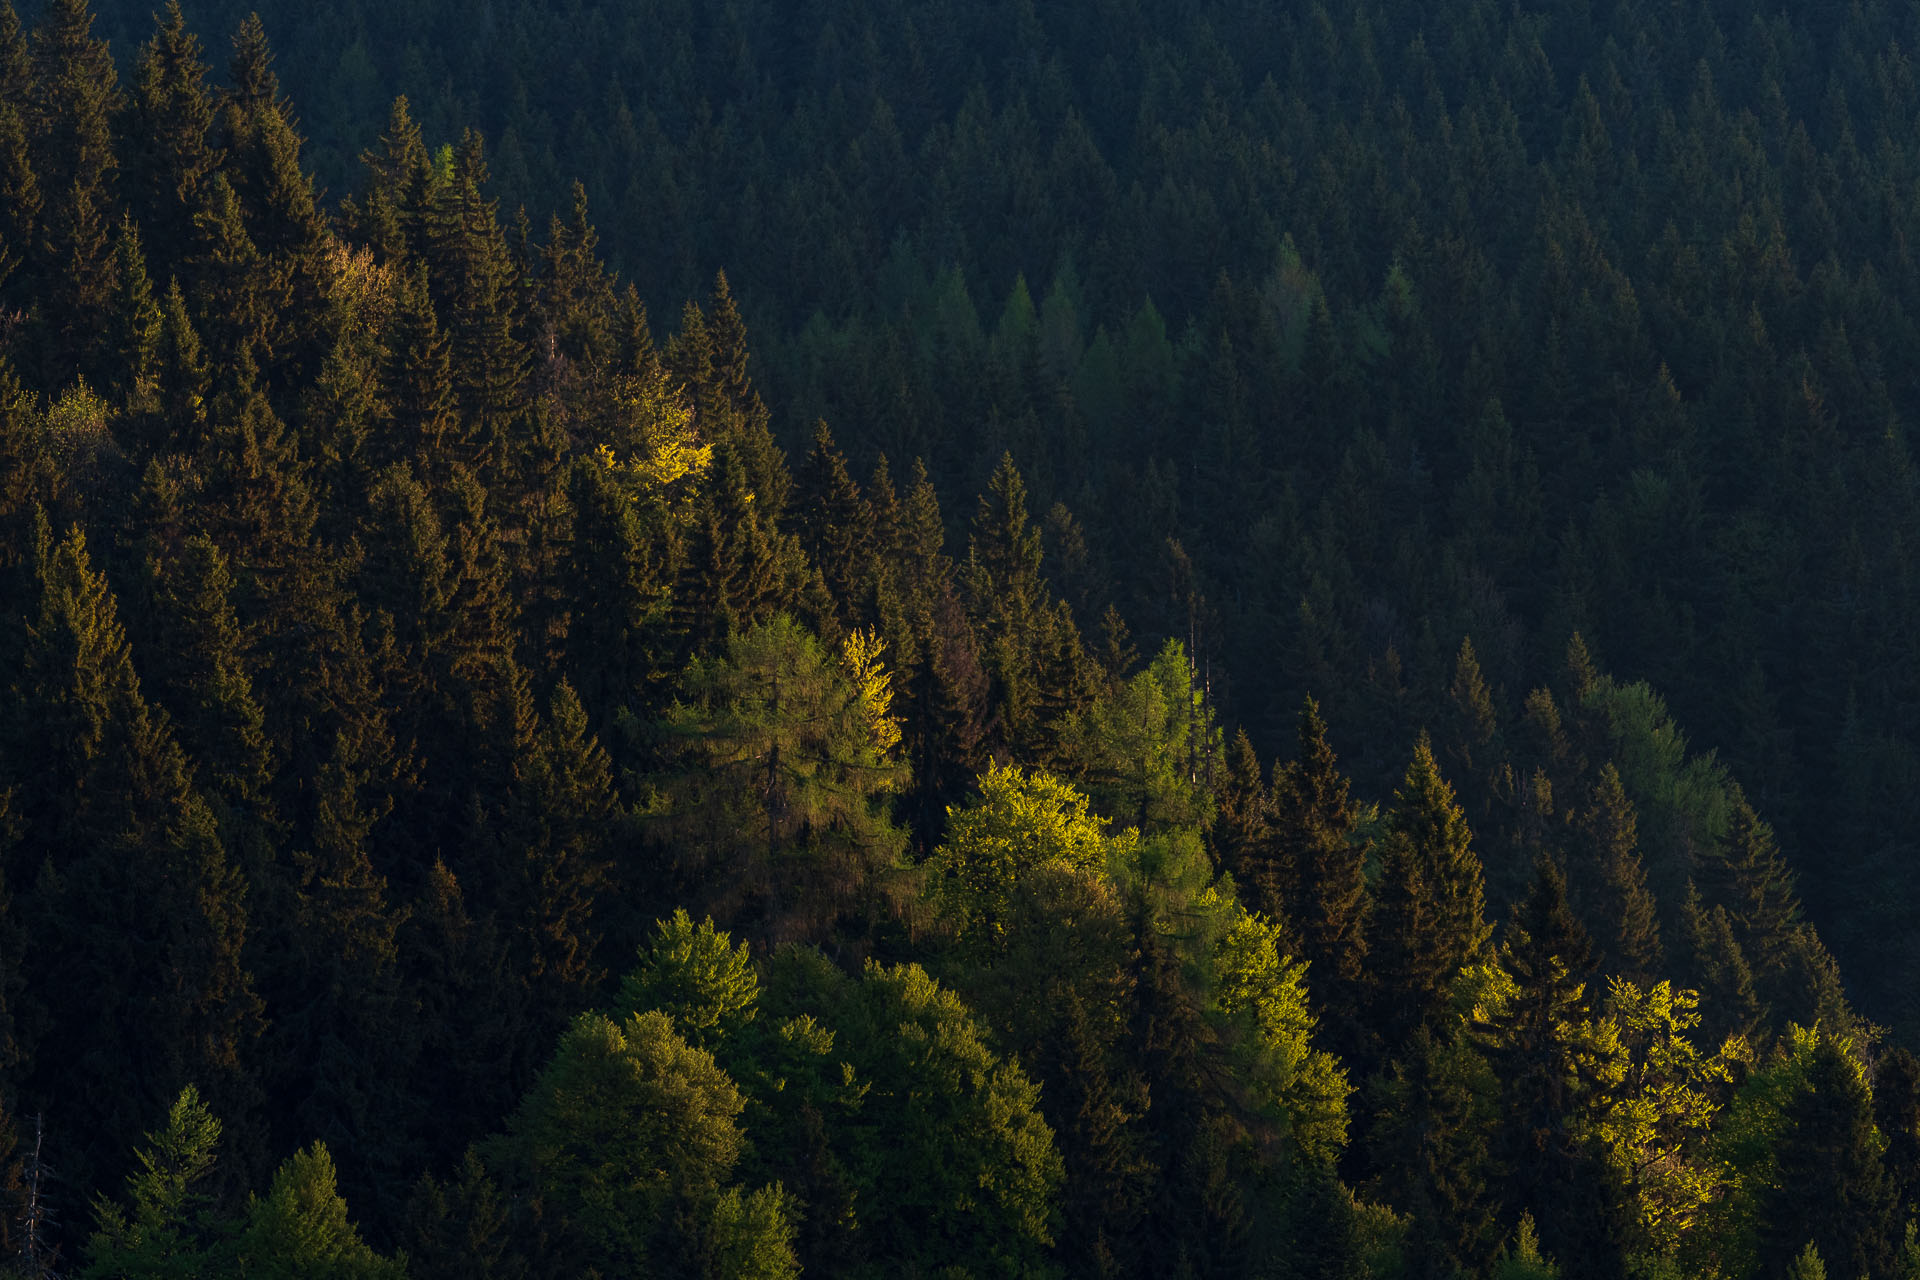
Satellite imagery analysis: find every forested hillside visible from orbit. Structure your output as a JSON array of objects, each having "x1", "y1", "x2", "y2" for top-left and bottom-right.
[{"x1": 4, "y1": 0, "x2": 1920, "y2": 1276}]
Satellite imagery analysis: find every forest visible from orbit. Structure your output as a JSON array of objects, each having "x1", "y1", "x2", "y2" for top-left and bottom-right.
[{"x1": 3, "y1": 0, "x2": 1920, "y2": 1275}]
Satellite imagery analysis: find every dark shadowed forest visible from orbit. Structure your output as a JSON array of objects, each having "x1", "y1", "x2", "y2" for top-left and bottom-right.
[{"x1": 4, "y1": 0, "x2": 1920, "y2": 1275}]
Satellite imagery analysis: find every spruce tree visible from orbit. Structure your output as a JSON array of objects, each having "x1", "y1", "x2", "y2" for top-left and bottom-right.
[
  {"x1": 107, "y1": 216, "x2": 164, "y2": 427},
  {"x1": 796, "y1": 418, "x2": 873, "y2": 619},
  {"x1": 124, "y1": 1, "x2": 219, "y2": 279},
  {"x1": 1211, "y1": 728, "x2": 1271, "y2": 887},
  {"x1": 1759, "y1": 1038, "x2": 1899, "y2": 1280},
  {"x1": 1681, "y1": 882, "x2": 1764, "y2": 1043},
  {"x1": 1577, "y1": 764, "x2": 1662, "y2": 983},
  {"x1": 965, "y1": 452, "x2": 1056, "y2": 759},
  {"x1": 0, "y1": 2, "x2": 24, "y2": 109},
  {"x1": 0, "y1": 99, "x2": 39, "y2": 305},
  {"x1": 1398, "y1": 734, "x2": 1492, "y2": 968},
  {"x1": 1487, "y1": 858, "x2": 1623, "y2": 1280},
  {"x1": 1874, "y1": 1046, "x2": 1920, "y2": 1221},
  {"x1": 8, "y1": 522, "x2": 262, "y2": 1189},
  {"x1": 1275, "y1": 697, "x2": 1370, "y2": 1055}
]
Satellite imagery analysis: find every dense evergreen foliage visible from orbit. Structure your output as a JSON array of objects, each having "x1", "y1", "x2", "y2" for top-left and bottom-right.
[{"x1": 2, "y1": 0, "x2": 1920, "y2": 1275}]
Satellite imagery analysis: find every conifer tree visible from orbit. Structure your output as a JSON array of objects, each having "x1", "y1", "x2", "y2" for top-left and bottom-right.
[
  {"x1": 1577, "y1": 764, "x2": 1662, "y2": 984},
  {"x1": 1874, "y1": 1046, "x2": 1920, "y2": 1221},
  {"x1": 156, "y1": 275, "x2": 209, "y2": 450},
  {"x1": 25, "y1": 0, "x2": 116, "y2": 213},
  {"x1": 0, "y1": 94, "x2": 35, "y2": 295},
  {"x1": 490, "y1": 681, "x2": 618, "y2": 1034},
  {"x1": 386, "y1": 263, "x2": 460, "y2": 473},
  {"x1": 7, "y1": 522, "x2": 262, "y2": 1188},
  {"x1": 796, "y1": 418, "x2": 873, "y2": 618},
  {"x1": 187, "y1": 171, "x2": 289, "y2": 366},
  {"x1": 965, "y1": 452, "x2": 1060, "y2": 758},
  {"x1": 346, "y1": 95, "x2": 427, "y2": 264},
  {"x1": 124, "y1": 1, "x2": 219, "y2": 279},
  {"x1": 1275, "y1": 697, "x2": 1371, "y2": 1054},
  {"x1": 439, "y1": 133, "x2": 527, "y2": 483},
  {"x1": 107, "y1": 216, "x2": 164, "y2": 427},
  {"x1": 1703, "y1": 787, "x2": 1804, "y2": 1003},
  {"x1": 698, "y1": 271, "x2": 788, "y2": 516},
  {"x1": 1365, "y1": 1023, "x2": 1502, "y2": 1278},
  {"x1": 0, "y1": 2, "x2": 24, "y2": 109},
  {"x1": 276, "y1": 715, "x2": 420, "y2": 1215},
  {"x1": 1681, "y1": 882, "x2": 1764, "y2": 1043},
  {"x1": 655, "y1": 615, "x2": 909, "y2": 946},
  {"x1": 223, "y1": 12, "x2": 283, "y2": 122},
  {"x1": 136, "y1": 530, "x2": 274, "y2": 817},
  {"x1": 1487, "y1": 858, "x2": 1623, "y2": 1279},
  {"x1": 1210, "y1": 728, "x2": 1270, "y2": 885},
  {"x1": 1759, "y1": 1038, "x2": 1899, "y2": 1280}
]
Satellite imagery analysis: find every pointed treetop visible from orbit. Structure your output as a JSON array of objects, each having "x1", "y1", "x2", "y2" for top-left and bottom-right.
[
  {"x1": 0, "y1": 2, "x2": 29, "y2": 107},
  {"x1": 227, "y1": 11, "x2": 281, "y2": 116},
  {"x1": 1392, "y1": 733, "x2": 1493, "y2": 968}
]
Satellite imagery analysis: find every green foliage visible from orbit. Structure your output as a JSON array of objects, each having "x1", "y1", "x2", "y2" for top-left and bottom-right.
[
  {"x1": 1589, "y1": 981, "x2": 1730, "y2": 1257},
  {"x1": 227, "y1": 1144, "x2": 407, "y2": 1280},
  {"x1": 7, "y1": 1, "x2": 1920, "y2": 1271},
  {"x1": 926, "y1": 762, "x2": 1131, "y2": 946},
  {"x1": 617, "y1": 909, "x2": 760, "y2": 1050},
  {"x1": 87, "y1": 1089, "x2": 405, "y2": 1280},
  {"x1": 85, "y1": 1087, "x2": 223, "y2": 1279},
  {"x1": 1060, "y1": 638, "x2": 1219, "y2": 835},
  {"x1": 654, "y1": 613, "x2": 910, "y2": 944},
  {"x1": 491, "y1": 1008, "x2": 792, "y2": 1277}
]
